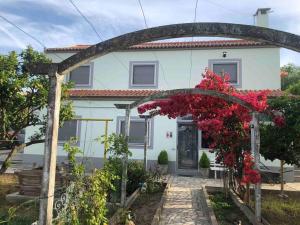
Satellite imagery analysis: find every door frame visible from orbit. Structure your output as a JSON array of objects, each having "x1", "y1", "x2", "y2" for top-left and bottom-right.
[{"x1": 176, "y1": 118, "x2": 201, "y2": 172}]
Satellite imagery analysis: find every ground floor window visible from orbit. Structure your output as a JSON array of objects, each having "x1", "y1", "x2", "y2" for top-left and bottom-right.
[
  {"x1": 58, "y1": 119, "x2": 81, "y2": 144},
  {"x1": 117, "y1": 117, "x2": 153, "y2": 148}
]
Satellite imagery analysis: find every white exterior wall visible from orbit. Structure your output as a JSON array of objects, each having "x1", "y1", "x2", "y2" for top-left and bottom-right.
[
  {"x1": 48, "y1": 47, "x2": 280, "y2": 90},
  {"x1": 24, "y1": 46, "x2": 285, "y2": 171}
]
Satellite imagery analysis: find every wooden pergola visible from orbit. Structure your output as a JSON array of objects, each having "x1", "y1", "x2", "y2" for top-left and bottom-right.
[{"x1": 28, "y1": 22, "x2": 300, "y2": 225}]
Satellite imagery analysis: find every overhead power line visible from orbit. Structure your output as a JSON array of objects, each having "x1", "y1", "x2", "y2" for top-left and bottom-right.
[
  {"x1": 137, "y1": 0, "x2": 170, "y2": 89},
  {"x1": 0, "y1": 14, "x2": 64, "y2": 61},
  {"x1": 68, "y1": 0, "x2": 129, "y2": 75}
]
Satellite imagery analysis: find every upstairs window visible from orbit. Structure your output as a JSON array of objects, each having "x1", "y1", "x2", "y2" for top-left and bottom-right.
[
  {"x1": 209, "y1": 59, "x2": 241, "y2": 87},
  {"x1": 69, "y1": 64, "x2": 93, "y2": 87},
  {"x1": 58, "y1": 119, "x2": 80, "y2": 144},
  {"x1": 129, "y1": 61, "x2": 158, "y2": 88},
  {"x1": 117, "y1": 117, "x2": 153, "y2": 148}
]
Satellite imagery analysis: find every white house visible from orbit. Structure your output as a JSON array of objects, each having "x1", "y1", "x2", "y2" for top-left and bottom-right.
[{"x1": 22, "y1": 9, "x2": 295, "y2": 181}]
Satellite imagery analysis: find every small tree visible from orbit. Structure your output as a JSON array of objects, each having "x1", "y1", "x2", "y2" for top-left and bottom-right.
[
  {"x1": 281, "y1": 63, "x2": 300, "y2": 90},
  {"x1": 199, "y1": 152, "x2": 210, "y2": 168},
  {"x1": 260, "y1": 96, "x2": 300, "y2": 194},
  {"x1": 0, "y1": 47, "x2": 73, "y2": 173},
  {"x1": 158, "y1": 150, "x2": 168, "y2": 165}
]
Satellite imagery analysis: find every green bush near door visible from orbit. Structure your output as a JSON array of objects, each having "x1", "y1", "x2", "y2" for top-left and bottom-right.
[
  {"x1": 157, "y1": 150, "x2": 168, "y2": 174},
  {"x1": 158, "y1": 150, "x2": 168, "y2": 165},
  {"x1": 199, "y1": 152, "x2": 210, "y2": 178},
  {"x1": 199, "y1": 152, "x2": 210, "y2": 168}
]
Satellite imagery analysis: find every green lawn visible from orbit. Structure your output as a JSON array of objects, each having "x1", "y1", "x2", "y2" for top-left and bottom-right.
[
  {"x1": 0, "y1": 174, "x2": 39, "y2": 225},
  {"x1": 260, "y1": 191, "x2": 300, "y2": 225}
]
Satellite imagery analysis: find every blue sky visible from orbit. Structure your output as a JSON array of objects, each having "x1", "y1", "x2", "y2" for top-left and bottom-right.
[{"x1": 0, "y1": 0, "x2": 300, "y2": 66}]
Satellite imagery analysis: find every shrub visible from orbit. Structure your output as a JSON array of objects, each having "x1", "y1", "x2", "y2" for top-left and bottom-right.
[
  {"x1": 127, "y1": 161, "x2": 147, "y2": 194},
  {"x1": 199, "y1": 152, "x2": 210, "y2": 168},
  {"x1": 57, "y1": 141, "x2": 117, "y2": 225},
  {"x1": 158, "y1": 150, "x2": 168, "y2": 165}
]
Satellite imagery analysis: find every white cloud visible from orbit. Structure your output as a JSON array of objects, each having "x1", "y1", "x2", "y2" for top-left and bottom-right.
[{"x1": 0, "y1": 0, "x2": 300, "y2": 65}]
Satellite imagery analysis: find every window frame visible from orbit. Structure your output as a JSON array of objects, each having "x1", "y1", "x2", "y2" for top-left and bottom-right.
[
  {"x1": 129, "y1": 61, "x2": 159, "y2": 88},
  {"x1": 58, "y1": 117, "x2": 81, "y2": 145},
  {"x1": 208, "y1": 59, "x2": 242, "y2": 88},
  {"x1": 68, "y1": 62, "x2": 94, "y2": 88},
  {"x1": 116, "y1": 116, "x2": 154, "y2": 149}
]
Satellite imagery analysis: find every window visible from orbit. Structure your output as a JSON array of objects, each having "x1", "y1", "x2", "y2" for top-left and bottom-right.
[
  {"x1": 69, "y1": 64, "x2": 93, "y2": 87},
  {"x1": 117, "y1": 117, "x2": 153, "y2": 148},
  {"x1": 209, "y1": 59, "x2": 241, "y2": 87},
  {"x1": 58, "y1": 119, "x2": 80, "y2": 143},
  {"x1": 129, "y1": 61, "x2": 158, "y2": 88}
]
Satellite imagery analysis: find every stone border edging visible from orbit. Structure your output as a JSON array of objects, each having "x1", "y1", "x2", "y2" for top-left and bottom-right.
[
  {"x1": 205, "y1": 186, "x2": 270, "y2": 225},
  {"x1": 150, "y1": 175, "x2": 174, "y2": 225},
  {"x1": 202, "y1": 186, "x2": 219, "y2": 225},
  {"x1": 229, "y1": 190, "x2": 272, "y2": 225}
]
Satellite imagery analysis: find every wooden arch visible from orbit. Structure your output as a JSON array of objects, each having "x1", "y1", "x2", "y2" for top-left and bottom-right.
[
  {"x1": 56, "y1": 22, "x2": 300, "y2": 74},
  {"x1": 115, "y1": 88, "x2": 256, "y2": 112}
]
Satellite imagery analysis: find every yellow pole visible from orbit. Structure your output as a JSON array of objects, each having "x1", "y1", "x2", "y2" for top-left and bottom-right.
[{"x1": 104, "y1": 120, "x2": 109, "y2": 161}]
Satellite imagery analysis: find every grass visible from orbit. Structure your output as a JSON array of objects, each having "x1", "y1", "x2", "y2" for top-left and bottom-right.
[
  {"x1": 209, "y1": 192, "x2": 251, "y2": 225},
  {"x1": 259, "y1": 192, "x2": 300, "y2": 225},
  {"x1": 0, "y1": 174, "x2": 39, "y2": 225}
]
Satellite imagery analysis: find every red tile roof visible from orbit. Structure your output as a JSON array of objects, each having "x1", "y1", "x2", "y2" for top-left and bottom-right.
[
  {"x1": 46, "y1": 40, "x2": 272, "y2": 52},
  {"x1": 68, "y1": 89, "x2": 284, "y2": 98}
]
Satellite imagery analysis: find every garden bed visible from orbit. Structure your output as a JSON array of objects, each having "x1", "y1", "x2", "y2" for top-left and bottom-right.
[
  {"x1": 129, "y1": 184, "x2": 166, "y2": 225},
  {"x1": 204, "y1": 186, "x2": 251, "y2": 225}
]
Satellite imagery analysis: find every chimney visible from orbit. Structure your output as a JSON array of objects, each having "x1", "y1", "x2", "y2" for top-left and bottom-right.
[{"x1": 253, "y1": 8, "x2": 271, "y2": 28}]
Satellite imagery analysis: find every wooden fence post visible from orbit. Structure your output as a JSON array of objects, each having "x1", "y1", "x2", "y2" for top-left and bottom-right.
[
  {"x1": 121, "y1": 106, "x2": 131, "y2": 207},
  {"x1": 251, "y1": 112, "x2": 261, "y2": 223},
  {"x1": 38, "y1": 65, "x2": 63, "y2": 225},
  {"x1": 143, "y1": 117, "x2": 149, "y2": 171}
]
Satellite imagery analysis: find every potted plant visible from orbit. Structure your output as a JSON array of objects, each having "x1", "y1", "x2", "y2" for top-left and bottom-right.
[
  {"x1": 199, "y1": 152, "x2": 210, "y2": 178},
  {"x1": 157, "y1": 150, "x2": 168, "y2": 175}
]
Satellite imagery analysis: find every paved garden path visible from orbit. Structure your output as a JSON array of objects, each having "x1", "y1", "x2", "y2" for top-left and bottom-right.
[{"x1": 159, "y1": 176, "x2": 213, "y2": 225}]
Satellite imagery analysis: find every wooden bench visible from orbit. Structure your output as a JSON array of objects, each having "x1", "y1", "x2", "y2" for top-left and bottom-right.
[{"x1": 210, "y1": 161, "x2": 224, "y2": 179}]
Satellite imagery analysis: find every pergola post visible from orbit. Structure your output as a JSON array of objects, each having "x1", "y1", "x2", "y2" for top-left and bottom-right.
[
  {"x1": 140, "y1": 115, "x2": 151, "y2": 171},
  {"x1": 39, "y1": 65, "x2": 63, "y2": 225},
  {"x1": 251, "y1": 112, "x2": 261, "y2": 223},
  {"x1": 121, "y1": 106, "x2": 131, "y2": 207}
]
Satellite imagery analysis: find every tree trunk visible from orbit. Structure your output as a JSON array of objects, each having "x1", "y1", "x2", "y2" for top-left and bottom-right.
[
  {"x1": 223, "y1": 168, "x2": 229, "y2": 198},
  {"x1": 280, "y1": 160, "x2": 285, "y2": 195}
]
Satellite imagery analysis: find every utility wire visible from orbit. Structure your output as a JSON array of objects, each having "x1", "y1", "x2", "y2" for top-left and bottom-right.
[
  {"x1": 205, "y1": 0, "x2": 250, "y2": 17},
  {"x1": 68, "y1": 0, "x2": 129, "y2": 74},
  {"x1": 137, "y1": 0, "x2": 170, "y2": 89},
  {"x1": 188, "y1": 0, "x2": 199, "y2": 88},
  {"x1": 0, "y1": 14, "x2": 64, "y2": 61}
]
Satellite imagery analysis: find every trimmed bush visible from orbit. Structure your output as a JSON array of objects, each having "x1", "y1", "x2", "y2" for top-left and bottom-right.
[
  {"x1": 199, "y1": 152, "x2": 210, "y2": 168},
  {"x1": 158, "y1": 150, "x2": 168, "y2": 165}
]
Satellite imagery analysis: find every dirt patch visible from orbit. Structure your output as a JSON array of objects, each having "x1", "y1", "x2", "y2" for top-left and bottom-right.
[
  {"x1": 129, "y1": 191, "x2": 164, "y2": 225},
  {"x1": 0, "y1": 174, "x2": 39, "y2": 225}
]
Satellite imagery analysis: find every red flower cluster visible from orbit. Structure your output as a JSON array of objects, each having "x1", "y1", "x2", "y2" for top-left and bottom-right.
[
  {"x1": 241, "y1": 152, "x2": 261, "y2": 184},
  {"x1": 273, "y1": 115, "x2": 285, "y2": 127},
  {"x1": 138, "y1": 70, "x2": 268, "y2": 182},
  {"x1": 224, "y1": 151, "x2": 236, "y2": 168}
]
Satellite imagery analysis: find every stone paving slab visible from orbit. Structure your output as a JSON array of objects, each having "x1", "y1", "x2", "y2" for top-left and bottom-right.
[{"x1": 159, "y1": 176, "x2": 213, "y2": 225}]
